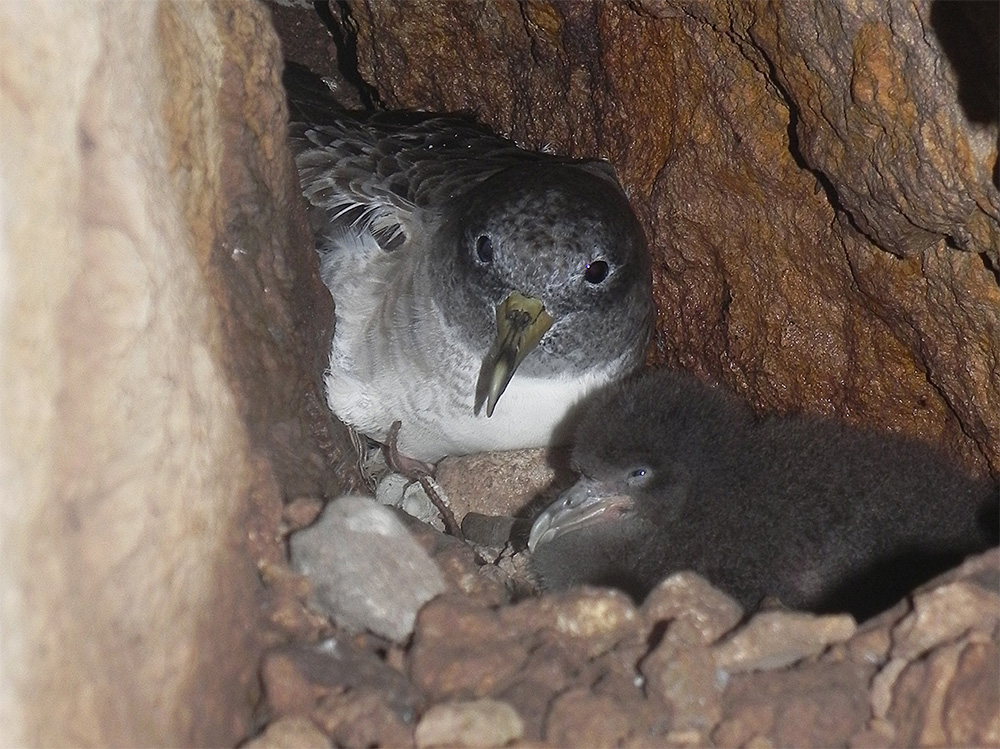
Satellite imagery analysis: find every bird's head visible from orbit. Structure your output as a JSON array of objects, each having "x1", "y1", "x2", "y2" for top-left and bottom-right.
[
  {"x1": 432, "y1": 161, "x2": 653, "y2": 416},
  {"x1": 528, "y1": 370, "x2": 753, "y2": 553}
]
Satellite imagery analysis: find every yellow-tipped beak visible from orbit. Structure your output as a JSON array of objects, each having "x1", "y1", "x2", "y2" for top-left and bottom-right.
[{"x1": 474, "y1": 292, "x2": 554, "y2": 417}]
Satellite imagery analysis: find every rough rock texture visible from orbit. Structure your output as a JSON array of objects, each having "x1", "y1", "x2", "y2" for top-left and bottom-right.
[
  {"x1": 0, "y1": 0, "x2": 353, "y2": 745},
  {"x1": 436, "y1": 447, "x2": 575, "y2": 519},
  {"x1": 243, "y1": 716, "x2": 332, "y2": 749},
  {"x1": 414, "y1": 698, "x2": 524, "y2": 748},
  {"x1": 319, "y1": 0, "x2": 999, "y2": 477},
  {"x1": 263, "y1": 527, "x2": 1000, "y2": 747},
  {"x1": 267, "y1": 438, "x2": 985, "y2": 747},
  {"x1": 711, "y1": 610, "x2": 856, "y2": 673},
  {"x1": 289, "y1": 496, "x2": 446, "y2": 642}
]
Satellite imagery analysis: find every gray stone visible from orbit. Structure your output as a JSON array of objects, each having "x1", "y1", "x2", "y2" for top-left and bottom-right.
[
  {"x1": 375, "y1": 473, "x2": 445, "y2": 531},
  {"x1": 289, "y1": 496, "x2": 446, "y2": 642}
]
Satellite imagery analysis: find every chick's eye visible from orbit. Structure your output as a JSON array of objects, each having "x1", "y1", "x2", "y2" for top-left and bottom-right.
[
  {"x1": 476, "y1": 235, "x2": 494, "y2": 264},
  {"x1": 626, "y1": 467, "x2": 651, "y2": 486},
  {"x1": 584, "y1": 259, "x2": 609, "y2": 284}
]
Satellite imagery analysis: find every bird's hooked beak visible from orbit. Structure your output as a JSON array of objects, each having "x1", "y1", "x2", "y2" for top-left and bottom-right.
[
  {"x1": 474, "y1": 291, "x2": 554, "y2": 417},
  {"x1": 527, "y1": 478, "x2": 635, "y2": 552}
]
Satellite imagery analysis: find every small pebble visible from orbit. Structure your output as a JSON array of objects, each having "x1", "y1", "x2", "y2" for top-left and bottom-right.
[
  {"x1": 415, "y1": 699, "x2": 524, "y2": 748},
  {"x1": 375, "y1": 473, "x2": 445, "y2": 531},
  {"x1": 244, "y1": 716, "x2": 331, "y2": 749}
]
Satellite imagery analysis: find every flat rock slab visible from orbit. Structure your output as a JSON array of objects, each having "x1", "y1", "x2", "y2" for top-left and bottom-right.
[{"x1": 289, "y1": 496, "x2": 446, "y2": 642}]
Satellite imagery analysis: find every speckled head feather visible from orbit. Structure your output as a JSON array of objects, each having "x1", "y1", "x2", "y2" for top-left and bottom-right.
[{"x1": 285, "y1": 64, "x2": 653, "y2": 462}]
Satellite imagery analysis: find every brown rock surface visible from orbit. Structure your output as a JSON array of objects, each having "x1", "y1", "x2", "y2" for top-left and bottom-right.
[
  {"x1": 415, "y1": 698, "x2": 524, "y2": 748},
  {"x1": 887, "y1": 639, "x2": 1000, "y2": 748},
  {"x1": 640, "y1": 636, "x2": 721, "y2": 735},
  {"x1": 1, "y1": 0, "x2": 355, "y2": 744},
  {"x1": 243, "y1": 715, "x2": 331, "y2": 749},
  {"x1": 543, "y1": 689, "x2": 635, "y2": 747},
  {"x1": 260, "y1": 538, "x2": 999, "y2": 746},
  {"x1": 714, "y1": 659, "x2": 873, "y2": 748},
  {"x1": 436, "y1": 446, "x2": 575, "y2": 519},
  {"x1": 712, "y1": 610, "x2": 857, "y2": 673},
  {"x1": 641, "y1": 572, "x2": 745, "y2": 646}
]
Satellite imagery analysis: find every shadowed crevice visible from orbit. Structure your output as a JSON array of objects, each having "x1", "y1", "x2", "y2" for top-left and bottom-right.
[
  {"x1": 929, "y1": 0, "x2": 1000, "y2": 125},
  {"x1": 315, "y1": 0, "x2": 383, "y2": 110}
]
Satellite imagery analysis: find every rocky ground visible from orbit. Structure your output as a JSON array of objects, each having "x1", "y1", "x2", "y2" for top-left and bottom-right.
[{"x1": 247, "y1": 449, "x2": 1000, "y2": 748}]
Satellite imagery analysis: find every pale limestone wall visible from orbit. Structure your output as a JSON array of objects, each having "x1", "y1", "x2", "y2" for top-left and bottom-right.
[{"x1": 0, "y1": 2, "x2": 268, "y2": 744}]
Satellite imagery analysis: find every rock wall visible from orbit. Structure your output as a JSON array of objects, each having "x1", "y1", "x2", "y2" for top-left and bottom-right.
[
  {"x1": 0, "y1": 1, "x2": 351, "y2": 744},
  {"x1": 329, "y1": 0, "x2": 999, "y2": 476}
]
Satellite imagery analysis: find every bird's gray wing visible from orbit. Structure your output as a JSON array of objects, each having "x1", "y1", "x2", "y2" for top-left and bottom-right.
[
  {"x1": 284, "y1": 63, "x2": 622, "y2": 253},
  {"x1": 290, "y1": 115, "x2": 541, "y2": 252},
  {"x1": 291, "y1": 111, "x2": 624, "y2": 253}
]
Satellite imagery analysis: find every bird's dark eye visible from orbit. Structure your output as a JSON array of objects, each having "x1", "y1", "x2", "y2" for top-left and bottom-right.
[
  {"x1": 626, "y1": 467, "x2": 651, "y2": 486},
  {"x1": 476, "y1": 235, "x2": 494, "y2": 264},
  {"x1": 584, "y1": 259, "x2": 609, "y2": 284}
]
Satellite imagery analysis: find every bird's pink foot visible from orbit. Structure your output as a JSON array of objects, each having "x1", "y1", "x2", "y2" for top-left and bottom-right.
[
  {"x1": 382, "y1": 421, "x2": 436, "y2": 478},
  {"x1": 383, "y1": 421, "x2": 463, "y2": 539}
]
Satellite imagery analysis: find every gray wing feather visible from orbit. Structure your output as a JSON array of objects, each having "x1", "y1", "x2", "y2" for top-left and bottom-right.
[
  {"x1": 291, "y1": 116, "x2": 540, "y2": 251},
  {"x1": 284, "y1": 64, "x2": 624, "y2": 253},
  {"x1": 290, "y1": 114, "x2": 624, "y2": 253}
]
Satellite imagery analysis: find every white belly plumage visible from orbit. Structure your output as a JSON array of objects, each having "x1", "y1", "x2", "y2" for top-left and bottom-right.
[
  {"x1": 326, "y1": 354, "x2": 613, "y2": 462},
  {"x1": 319, "y1": 227, "x2": 631, "y2": 462}
]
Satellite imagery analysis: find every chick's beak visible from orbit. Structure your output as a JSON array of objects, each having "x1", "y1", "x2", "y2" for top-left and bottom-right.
[
  {"x1": 474, "y1": 291, "x2": 553, "y2": 417},
  {"x1": 527, "y1": 479, "x2": 634, "y2": 552}
]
